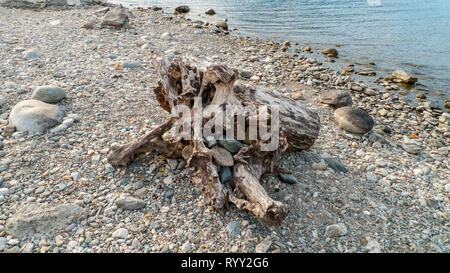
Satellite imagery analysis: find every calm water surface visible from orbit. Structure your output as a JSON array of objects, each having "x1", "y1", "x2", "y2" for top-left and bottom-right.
[{"x1": 109, "y1": 0, "x2": 450, "y2": 108}]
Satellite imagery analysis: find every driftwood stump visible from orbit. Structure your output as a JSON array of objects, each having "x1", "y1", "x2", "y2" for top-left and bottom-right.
[{"x1": 108, "y1": 52, "x2": 320, "y2": 225}]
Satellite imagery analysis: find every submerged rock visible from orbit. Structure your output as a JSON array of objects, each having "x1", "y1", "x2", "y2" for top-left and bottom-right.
[
  {"x1": 392, "y1": 70, "x2": 417, "y2": 84},
  {"x1": 320, "y1": 48, "x2": 338, "y2": 58},
  {"x1": 9, "y1": 99, "x2": 64, "y2": 133},
  {"x1": 205, "y1": 8, "x2": 216, "y2": 15},
  {"x1": 175, "y1": 5, "x2": 190, "y2": 14},
  {"x1": 334, "y1": 107, "x2": 374, "y2": 134},
  {"x1": 213, "y1": 19, "x2": 228, "y2": 30}
]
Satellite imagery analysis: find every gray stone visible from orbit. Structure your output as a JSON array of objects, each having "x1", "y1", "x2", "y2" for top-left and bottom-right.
[
  {"x1": 175, "y1": 5, "x2": 190, "y2": 14},
  {"x1": 112, "y1": 228, "x2": 128, "y2": 239},
  {"x1": 23, "y1": 48, "x2": 41, "y2": 59},
  {"x1": 401, "y1": 143, "x2": 422, "y2": 155},
  {"x1": 212, "y1": 146, "x2": 234, "y2": 166},
  {"x1": 219, "y1": 139, "x2": 243, "y2": 154},
  {"x1": 226, "y1": 220, "x2": 240, "y2": 235},
  {"x1": 31, "y1": 85, "x2": 66, "y2": 103},
  {"x1": 334, "y1": 107, "x2": 374, "y2": 134},
  {"x1": 101, "y1": 7, "x2": 129, "y2": 28},
  {"x1": 213, "y1": 20, "x2": 228, "y2": 30},
  {"x1": 325, "y1": 223, "x2": 348, "y2": 237},
  {"x1": 278, "y1": 173, "x2": 297, "y2": 184},
  {"x1": 9, "y1": 100, "x2": 63, "y2": 133},
  {"x1": 115, "y1": 195, "x2": 146, "y2": 210},
  {"x1": 319, "y1": 90, "x2": 353, "y2": 108},
  {"x1": 5, "y1": 203, "x2": 86, "y2": 240},
  {"x1": 120, "y1": 60, "x2": 141, "y2": 69},
  {"x1": 205, "y1": 8, "x2": 215, "y2": 15},
  {"x1": 240, "y1": 70, "x2": 253, "y2": 79},
  {"x1": 219, "y1": 166, "x2": 232, "y2": 183},
  {"x1": 324, "y1": 157, "x2": 348, "y2": 173}
]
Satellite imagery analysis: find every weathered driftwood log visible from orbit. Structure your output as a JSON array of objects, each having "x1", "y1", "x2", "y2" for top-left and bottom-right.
[{"x1": 108, "y1": 52, "x2": 320, "y2": 225}]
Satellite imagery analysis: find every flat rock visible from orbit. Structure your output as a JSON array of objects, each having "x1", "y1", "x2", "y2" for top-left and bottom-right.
[
  {"x1": 9, "y1": 99, "x2": 64, "y2": 133},
  {"x1": 212, "y1": 146, "x2": 234, "y2": 166},
  {"x1": 23, "y1": 48, "x2": 41, "y2": 59},
  {"x1": 334, "y1": 106, "x2": 374, "y2": 134},
  {"x1": 219, "y1": 139, "x2": 243, "y2": 154},
  {"x1": 115, "y1": 195, "x2": 146, "y2": 210},
  {"x1": 325, "y1": 223, "x2": 348, "y2": 237},
  {"x1": 101, "y1": 7, "x2": 129, "y2": 28},
  {"x1": 319, "y1": 90, "x2": 352, "y2": 108},
  {"x1": 120, "y1": 60, "x2": 141, "y2": 69},
  {"x1": 31, "y1": 85, "x2": 66, "y2": 103},
  {"x1": 5, "y1": 203, "x2": 85, "y2": 240}
]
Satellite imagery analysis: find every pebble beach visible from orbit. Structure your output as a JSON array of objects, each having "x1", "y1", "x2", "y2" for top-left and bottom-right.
[{"x1": 0, "y1": 2, "x2": 448, "y2": 253}]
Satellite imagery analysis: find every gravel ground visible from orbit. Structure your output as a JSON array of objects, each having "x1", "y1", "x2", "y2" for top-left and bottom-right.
[{"x1": 0, "y1": 5, "x2": 448, "y2": 253}]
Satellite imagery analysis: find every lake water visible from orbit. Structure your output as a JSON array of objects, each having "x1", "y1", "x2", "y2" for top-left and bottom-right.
[{"x1": 109, "y1": 0, "x2": 450, "y2": 109}]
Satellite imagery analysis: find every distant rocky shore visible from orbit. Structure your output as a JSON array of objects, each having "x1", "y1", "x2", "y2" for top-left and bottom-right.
[{"x1": 0, "y1": 3, "x2": 448, "y2": 253}]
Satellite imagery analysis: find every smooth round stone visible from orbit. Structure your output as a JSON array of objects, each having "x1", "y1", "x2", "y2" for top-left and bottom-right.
[
  {"x1": 334, "y1": 107, "x2": 374, "y2": 134},
  {"x1": 212, "y1": 146, "x2": 234, "y2": 167},
  {"x1": 175, "y1": 5, "x2": 190, "y2": 13},
  {"x1": 31, "y1": 85, "x2": 66, "y2": 103},
  {"x1": 9, "y1": 100, "x2": 63, "y2": 133},
  {"x1": 319, "y1": 90, "x2": 352, "y2": 108},
  {"x1": 205, "y1": 8, "x2": 216, "y2": 15}
]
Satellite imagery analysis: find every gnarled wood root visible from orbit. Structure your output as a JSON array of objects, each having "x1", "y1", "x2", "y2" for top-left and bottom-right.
[{"x1": 107, "y1": 51, "x2": 320, "y2": 226}]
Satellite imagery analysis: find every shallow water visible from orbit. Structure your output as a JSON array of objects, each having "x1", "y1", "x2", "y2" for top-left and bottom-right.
[{"x1": 110, "y1": 0, "x2": 450, "y2": 108}]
